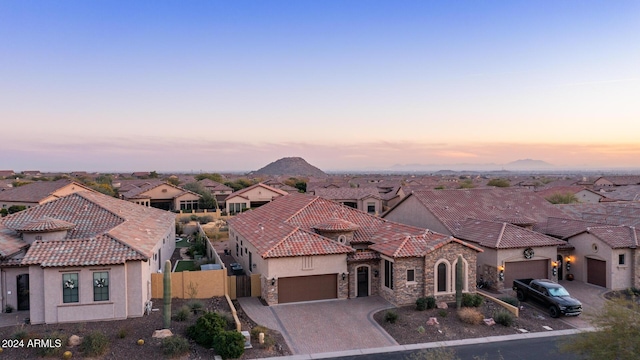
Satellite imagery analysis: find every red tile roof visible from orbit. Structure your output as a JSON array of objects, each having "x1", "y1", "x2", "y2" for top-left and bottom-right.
[
  {"x1": 0, "y1": 191, "x2": 175, "y2": 266},
  {"x1": 397, "y1": 189, "x2": 571, "y2": 233},
  {"x1": 313, "y1": 187, "x2": 381, "y2": 200},
  {"x1": 544, "y1": 217, "x2": 606, "y2": 239},
  {"x1": 455, "y1": 219, "x2": 564, "y2": 249},
  {"x1": 312, "y1": 218, "x2": 360, "y2": 232},
  {"x1": 228, "y1": 194, "x2": 478, "y2": 259},
  {"x1": 0, "y1": 179, "x2": 92, "y2": 203},
  {"x1": 370, "y1": 233, "x2": 482, "y2": 258},
  {"x1": 585, "y1": 226, "x2": 640, "y2": 249},
  {"x1": 225, "y1": 183, "x2": 288, "y2": 201},
  {"x1": 347, "y1": 251, "x2": 380, "y2": 261},
  {"x1": 10, "y1": 216, "x2": 76, "y2": 233}
]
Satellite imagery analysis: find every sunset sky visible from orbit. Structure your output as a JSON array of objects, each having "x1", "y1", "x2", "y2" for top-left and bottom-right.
[{"x1": 2, "y1": 1, "x2": 639, "y2": 172}]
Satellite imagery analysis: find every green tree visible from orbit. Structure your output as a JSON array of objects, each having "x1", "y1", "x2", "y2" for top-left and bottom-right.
[
  {"x1": 487, "y1": 179, "x2": 510, "y2": 187},
  {"x1": 167, "y1": 177, "x2": 180, "y2": 186},
  {"x1": 149, "y1": 171, "x2": 159, "y2": 178},
  {"x1": 284, "y1": 177, "x2": 307, "y2": 193},
  {"x1": 8, "y1": 205, "x2": 27, "y2": 214},
  {"x1": 224, "y1": 178, "x2": 254, "y2": 192},
  {"x1": 545, "y1": 192, "x2": 579, "y2": 204},
  {"x1": 561, "y1": 298, "x2": 640, "y2": 360},
  {"x1": 458, "y1": 179, "x2": 475, "y2": 189},
  {"x1": 195, "y1": 173, "x2": 224, "y2": 183},
  {"x1": 183, "y1": 182, "x2": 218, "y2": 209}
]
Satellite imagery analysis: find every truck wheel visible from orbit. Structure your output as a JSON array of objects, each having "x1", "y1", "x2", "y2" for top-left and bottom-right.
[
  {"x1": 516, "y1": 290, "x2": 525, "y2": 301},
  {"x1": 549, "y1": 306, "x2": 560, "y2": 318}
]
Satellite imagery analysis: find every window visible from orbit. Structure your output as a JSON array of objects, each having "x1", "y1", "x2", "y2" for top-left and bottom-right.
[
  {"x1": 35, "y1": 235, "x2": 42, "y2": 240},
  {"x1": 437, "y1": 263, "x2": 447, "y2": 292},
  {"x1": 367, "y1": 202, "x2": 375, "y2": 214},
  {"x1": 407, "y1": 269, "x2": 415, "y2": 282},
  {"x1": 384, "y1": 260, "x2": 394, "y2": 289},
  {"x1": 63, "y1": 273, "x2": 79, "y2": 303},
  {"x1": 619, "y1": 254, "x2": 625, "y2": 265},
  {"x1": 93, "y1": 272, "x2": 109, "y2": 301},
  {"x1": 235, "y1": 243, "x2": 239, "y2": 257}
]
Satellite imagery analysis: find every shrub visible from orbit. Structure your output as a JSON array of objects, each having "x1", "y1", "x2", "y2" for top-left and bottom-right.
[
  {"x1": 384, "y1": 310, "x2": 399, "y2": 324},
  {"x1": 162, "y1": 335, "x2": 190, "y2": 358},
  {"x1": 461, "y1": 293, "x2": 484, "y2": 307},
  {"x1": 494, "y1": 310, "x2": 514, "y2": 327},
  {"x1": 250, "y1": 325, "x2": 270, "y2": 340},
  {"x1": 416, "y1": 297, "x2": 427, "y2": 311},
  {"x1": 425, "y1": 296, "x2": 437, "y2": 309},
  {"x1": 625, "y1": 287, "x2": 640, "y2": 296},
  {"x1": 186, "y1": 311, "x2": 229, "y2": 348},
  {"x1": 212, "y1": 330, "x2": 245, "y2": 359},
  {"x1": 417, "y1": 325, "x2": 425, "y2": 333},
  {"x1": 12, "y1": 327, "x2": 29, "y2": 340},
  {"x1": 198, "y1": 215, "x2": 214, "y2": 224},
  {"x1": 217, "y1": 310, "x2": 235, "y2": 327},
  {"x1": 438, "y1": 309, "x2": 448, "y2": 317},
  {"x1": 458, "y1": 308, "x2": 483, "y2": 325},
  {"x1": 80, "y1": 331, "x2": 109, "y2": 357},
  {"x1": 117, "y1": 327, "x2": 128, "y2": 339},
  {"x1": 5, "y1": 304, "x2": 14, "y2": 313},
  {"x1": 499, "y1": 296, "x2": 519, "y2": 307},
  {"x1": 187, "y1": 300, "x2": 204, "y2": 314},
  {"x1": 190, "y1": 214, "x2": 198, "y2": 221},
  {"x1": 173, "y1": 305, "x2": 191, "y2": 322},
  {"x1": 37, "y1": 332, "x2": 68, "y2": 357}
]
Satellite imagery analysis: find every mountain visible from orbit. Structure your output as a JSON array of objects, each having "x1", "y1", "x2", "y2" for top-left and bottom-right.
[
  {"x1": 251, "y1": 157, "x2": 328, "y2": 178},
  {"x1": 504, "y1": 159, "x2": 554, "y2": 170}
]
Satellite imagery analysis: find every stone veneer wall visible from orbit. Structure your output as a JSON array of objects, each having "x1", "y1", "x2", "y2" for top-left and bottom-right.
[
  {"x1": 262, "y1": 276, "x2": 278, "y2": 305},
  {"x1": 390, "y1": 257, "x2": 425, "y2": 305},
  {"x1": 347, "y1": 260, "x2": 380, "y2": 298},
  {"x1": 423, "y1": 243, "x2": 478, "y2": 303},
  {"x1": 634, "y1": 248, "x2": 640, "y2": 289},
  {"x1": 338, "y1": 273, "x2": 349, "y2": 300}
]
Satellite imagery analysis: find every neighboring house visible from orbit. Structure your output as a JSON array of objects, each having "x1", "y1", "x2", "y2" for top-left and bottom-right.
[
  {"x1": 225, "y1": 183, "x2": 288, "y2": 214},
  {"x1": 0, "y1": 170, "x2": 15, "y2": 179},
  {"x1": 0, "y1": 191, "x2": 175, "y2": 324},
  {"x1": 0, "y1": 179, "x2": 94, "y2": 209},
  {"x1": 22, "y1": 171, "x2": 42, "y2": 177},
  {"x1": 383, "y1": 189, "x2": 571, "y2": 289},
  {"x1": 596, "y1": 185, "x2": 640, "y2": 202},
  {"x1": 227, "y1": 193, "x2": 481, "y2": 306},
  {"x1": 544, "y1": 216, "x2": 640, "y2": 290},
  {"x1": 593, "y1": 176, "x2": 640, "y2": 188},
  {"x1": 535, "y1": 186, "x2": 605, "y2": 204},
  {"x1": 118, "y1": 181, "x2": 201, "y2": 211},
  {"x1": 312, "y1": 187, "x2": 383, "y2": 215},
  {"x1": 198, "y1": 179, "x2": 233, "y2": 209},
  {"x1": 455, "y1": 219, "x2": 565, "y2": 290}
]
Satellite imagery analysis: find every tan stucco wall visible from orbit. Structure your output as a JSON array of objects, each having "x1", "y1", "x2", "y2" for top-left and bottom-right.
[
  {"x1": 266, "y1": 254, "x2": 347, "y2": 280},
  {"x1": 576, "y1": 190, "x2": 603, "y2": 204},
  {"x1": 1, "y1": 267, "x2": 30, "y2": 312},
  {"x1": 568, "y1": 232, "x2": 630, "y2": 289},
  {"x1": 358, "y1": 196, "x2": 382, "y2": 215},
  {"x1": 23, "y1": 230, "x2": 68, "y2": 245},
  {"x1": 143, "y1": 184, "x2": 188, "y2": 200},
  {"x1": 383, "y1": 196, "x2": 452, "y2": 235},
  {"x1": 46, "y1": 183, "x2": 92, "y2": 202}
]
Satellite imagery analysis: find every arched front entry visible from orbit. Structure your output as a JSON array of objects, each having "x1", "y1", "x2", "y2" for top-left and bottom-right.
[{"x1": 356, "y1": 266, "x2": 370, "y2": 297}]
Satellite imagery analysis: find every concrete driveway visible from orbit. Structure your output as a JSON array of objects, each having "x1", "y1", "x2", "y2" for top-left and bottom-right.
[
  {"x1": 557, "y1": 280, "x2": 607, "y2": 329},
  {"x1": 237, "y1": 296, "x2": 398, "y2": 355}
]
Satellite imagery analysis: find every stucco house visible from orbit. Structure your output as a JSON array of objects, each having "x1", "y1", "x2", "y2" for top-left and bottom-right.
[
  {"x1": 0, "y1": 191, "x2": 175, "y2": 324},
  {"x1": 312, "y1": 187, "x2": 383, "y2": 215},
  {"x1": 535, "y1": 186, "x2": 605, "y2": 204},
  {"x1": 117, "y1": 180, "x2": 201, "y2": 211},
  {"x1": 225, "y1": 183, "x2": 288, "y2": 214},
  {"x1": 383, "y1": 189, "x2": 571, "y2": 289},
  {"x1": 0, "y1": 179, "x2": 94, "y2": 210},
  {"x1": 198, "y1": 179, "x2": 233, "y2": 209},
  {"x1": 227, "y1": 193, "x2": 481, "y2": 306}
]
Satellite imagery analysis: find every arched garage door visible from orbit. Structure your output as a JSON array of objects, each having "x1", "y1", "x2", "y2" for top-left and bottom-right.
[
  {"x1": 505, "y1": 259, "x2": 548, "y2": 287},
  {"x1": 278, "y1": 274, "x2": 337, "y2": 304},
  {"x1": 587, "y1": 258, "x2": 606, "y2": 287}
]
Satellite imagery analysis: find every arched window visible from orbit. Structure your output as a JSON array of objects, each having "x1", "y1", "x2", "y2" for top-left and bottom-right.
[{"x1": 437, "y1": 262, "x2": 447, "y2": 292}]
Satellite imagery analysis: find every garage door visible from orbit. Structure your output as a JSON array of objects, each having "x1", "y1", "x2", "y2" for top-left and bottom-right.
[
  {"x1": 587, "y1": 258, "x2": 607, "y2": 287},
  {"x1": 278, "y1": 274, "x2": 337, "y2": 304},
  {"x1": 505, "y1": 259, "x2": 548, "y2": 287}
]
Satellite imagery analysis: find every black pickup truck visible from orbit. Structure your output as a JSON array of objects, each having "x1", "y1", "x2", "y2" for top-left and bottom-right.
[{"x1": 513, "y1": 278, "x2": 582, "y2": 318}]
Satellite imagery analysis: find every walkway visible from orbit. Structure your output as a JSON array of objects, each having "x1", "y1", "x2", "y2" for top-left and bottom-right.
[{"x1": 237, "y1": 296, "x2": 397, "y2": 355}]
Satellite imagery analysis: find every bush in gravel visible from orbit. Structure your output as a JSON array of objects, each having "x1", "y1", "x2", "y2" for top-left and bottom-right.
[
  {"x1": 461, "y1": 293, "x2": 484, "y2": 307},
  {"x1": 80, "y1": 331, "x2": 109, "y2": 357},
  {"x1": 384, "y1": 310, "x2": 399, "y2": 323},
  {"x1": 494, "y1": 310, "x2": 514, "y2": 327},
  {"x1": 416, "y1": 297, "x2": 427, "y2": 311},
  {"x1": 457, "y1": 308, "x2": 484, "y2": 325},
  {"x1": 37, "y1": 331, "x2": 68, "y2": 357},
  {"x1": 212, "y1": 330, "x2": 245, "y2": 359},
  {"x1": 187, "y1": 300, "x2": 204, "y2": 314},
  {"x1": 187, "y1": 311, "x2": 229, "y2": 348},
  {"x1": 438, "y1": 309, "x2": 448, "y2": 317},
  {"x1": 162, "y1": 335, "x2": 190, "y2": 358},
  {"x1": 117, "y1": 327, "x2": 128, "y2": 339},
  {"x1": 173, "y1": 305, "x2": 191, "y2": 322},
  {"x1": 12, "y1": 327, "x2": 29, "y2": 340},
  {"x1": 499, "y1": 296, "x2": 519, "y2": 307},
  {"x1": 217, "y1": 309, "x2": 235, "y2": 327},
  {"x1": 250, "y1": 325, "x2": 270, "y2": 340}
]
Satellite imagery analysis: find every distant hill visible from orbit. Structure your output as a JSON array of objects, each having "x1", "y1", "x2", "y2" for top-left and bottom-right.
[
  {"x1": 251, "y1": 157, "x2": 328, "y2": 178},
  {"x1": 504, "y1": 159, "x2": 554, "y2": 170}
]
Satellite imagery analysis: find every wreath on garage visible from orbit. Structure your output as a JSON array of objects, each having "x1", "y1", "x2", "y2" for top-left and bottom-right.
[{"x1": 523, "y1": 247, "x2": 534, "y2": 259}]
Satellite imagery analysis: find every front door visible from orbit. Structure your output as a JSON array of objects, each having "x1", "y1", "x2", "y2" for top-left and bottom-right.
[
  {"x1": 357, "y1": 267, "x2": 369, "y2": 297},
  {"x1": 17, "y1": 274, "x2": 29, "y2": 311}
]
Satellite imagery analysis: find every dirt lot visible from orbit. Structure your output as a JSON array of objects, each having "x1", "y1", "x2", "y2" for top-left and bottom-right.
[
  {"x1": 374, "y1": 298, "x2": 577, "y2": 344},
  {"x1": 0, "y1": 297, "x2": 291, "y2": 359}
]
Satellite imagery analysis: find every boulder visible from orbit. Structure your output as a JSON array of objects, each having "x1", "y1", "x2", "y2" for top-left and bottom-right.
[
  {"x1": 152, "y1": 329, "x2": 173, "y2": 339},
  {"x1": 426, "y1": 317, "x2": 439, "y2": 326},
  {"x1": 436, "y1": 302, "x2": 448, "y2": 309},
  {"x1": 483, "y1": 318, "x2": 496, "y2": 326},
  {"x1": 68, "y1": 335, "x2": 82, "y2": 347}
]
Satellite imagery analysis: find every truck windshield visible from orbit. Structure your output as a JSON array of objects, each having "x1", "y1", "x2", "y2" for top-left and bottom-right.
[{"x1": 548, "y1": 287, "x2": 570, "y2": 297}]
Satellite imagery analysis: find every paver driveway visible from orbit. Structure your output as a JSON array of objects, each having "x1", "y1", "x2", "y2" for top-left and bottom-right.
[
  {"x1": 557, "y1": 280, "x2": 606, "y2": 329},
  {"x1": 237, "y1": 296, "x2": 398, "y2": 355}
]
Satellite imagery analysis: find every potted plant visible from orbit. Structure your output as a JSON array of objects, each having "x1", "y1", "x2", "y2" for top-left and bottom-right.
[
  {"x1": 566, "y1": 273, "x2": 574, "y2": 281},
  {"x1": 5, "y1": 304, "x2": 14, "y2": 313}
]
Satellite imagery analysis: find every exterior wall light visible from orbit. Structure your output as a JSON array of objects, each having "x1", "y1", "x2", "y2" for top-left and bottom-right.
[
  {"x1": 374, "y1": 270, "x2": 379, "y2": 278},
  {"x1": 498, "y1": 266, "x2": 505, "y2": 282},
  {"x1": 552, "y1": 262, "x2": 558, "y2": 277},
  {"x1": 341, "y1": 273, "x2": 346, "y2": 281},
  {"x1": 271, "y1": 278, "x2": 276, "y2": 286},
  {"x1": 566, "y1": 257, "x2": 571, "y2": 271}
]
